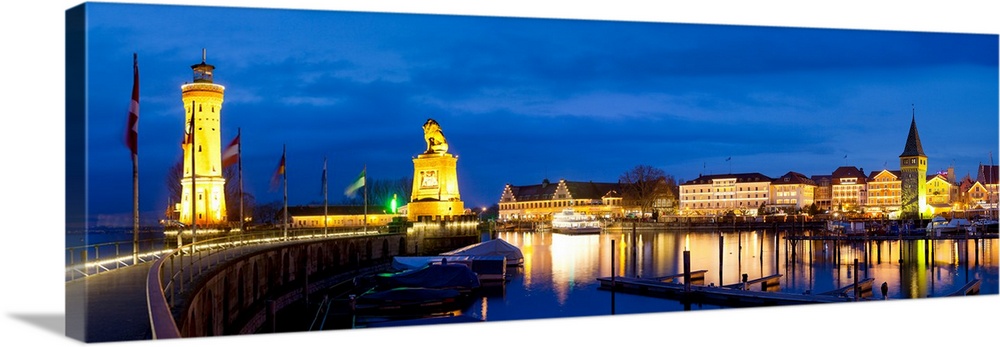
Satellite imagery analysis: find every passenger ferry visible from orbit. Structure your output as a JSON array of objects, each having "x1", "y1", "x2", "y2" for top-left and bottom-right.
[{"x1": 550, "y1": 209, "x2": 602, "y2": 235}]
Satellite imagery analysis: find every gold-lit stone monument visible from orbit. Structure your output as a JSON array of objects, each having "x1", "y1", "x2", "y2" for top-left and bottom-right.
[
  {"x1": 407, "y1": 119, "x2": 464, "y2": 220},
  {"x1": 178, "y1": 50, "x2": 228, "y2": 226}
]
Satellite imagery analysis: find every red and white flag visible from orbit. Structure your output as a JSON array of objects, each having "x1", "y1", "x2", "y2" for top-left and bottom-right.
[
  {"x1": 124, "y1": 53, "x2": 139, "y2": 157},
  {"x1": 222, "y1": 133, "x2": 240, "y2": 168}
]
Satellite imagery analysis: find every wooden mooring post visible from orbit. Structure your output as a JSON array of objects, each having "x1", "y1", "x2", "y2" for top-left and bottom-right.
[
  {"x1": 718, "y1": 234, "x2": 724, "y2": 286},
  {"x1": 684, "y1": 250, "x2": 691, "y2": 293},
  {"x1": 611, "y1": 239, "x2": 615, "y2": 315},
  {"x1": 853, "y1": 259, "x2": 859, "y2": 302}
]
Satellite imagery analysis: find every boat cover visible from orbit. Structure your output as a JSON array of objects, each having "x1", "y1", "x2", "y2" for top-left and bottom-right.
[
  {"x1": 375, "y1": 263, "x2": 480, "y2": 290},
  {"x1": 439, "y1": 238, "x2": 524, "y2": 265},
  {"x1": 392, "y1": 255, "x2": 502, "y2": 270},
  {"x1": 357, "y1": 287, "x2": 461, "y2": 304}
]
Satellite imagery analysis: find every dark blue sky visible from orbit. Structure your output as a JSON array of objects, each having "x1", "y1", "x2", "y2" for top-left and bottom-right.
[
  {"x1": 3, "y1": 1, "x2": 1000, "y2": 346},
  {"x1": 74, "y1": 2, "x2": 999, "y2": 225}
]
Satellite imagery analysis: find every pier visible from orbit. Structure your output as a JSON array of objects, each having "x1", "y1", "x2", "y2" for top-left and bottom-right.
[
  {"x1": 596, "y1": 274, "x2": 864, "y2": 307},
  {"x1": 65, "y1": 223, "x2": 482, "y2": 342}
]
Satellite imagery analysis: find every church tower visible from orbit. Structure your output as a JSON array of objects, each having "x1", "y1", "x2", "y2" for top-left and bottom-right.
[
  {"x1": 179, "y1": 50, "x2": 227, "y2": 226},
  {"x1": 899, "y1": 110, "x2": 927, "y2": 220}
]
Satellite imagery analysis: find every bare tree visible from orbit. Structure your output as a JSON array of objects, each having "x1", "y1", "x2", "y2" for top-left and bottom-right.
[
  {"x1": 165, "y1": 160, "x2": 184, "y2": 205},
  {"x1": 619, "y1": 164, "x2": 672, "y2": 220},
  {"x1": 223, "y1": 164, "x2": 255, "y2": 226},
  {"x1": 341, "y1": 176, "x2": 413, "y2": 208}
]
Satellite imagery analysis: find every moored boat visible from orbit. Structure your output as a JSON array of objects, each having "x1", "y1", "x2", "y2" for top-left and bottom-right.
[
  {"x1": 374, "y1": 263, "x2": 481, "y2": 293},
  {"x1": 440, "y1": 238, "x2": 525, "y2": 266},
  {"x1": 924, "y1": 216, "x2": 973, "y2": 235},
  {"x1": 354, "y1": 287, "x2": 470, "y2": 316},
  {"x1": 550, "y1": 209, "x2": 602, "y2": 235}
]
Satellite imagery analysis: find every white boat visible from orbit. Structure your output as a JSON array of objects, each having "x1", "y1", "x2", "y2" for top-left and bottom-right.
[
  {"x1": 925, "y1": 216, "x2": 974, "y2": 235},
  {"x1": 550, "y1": 209, "x2": 602, "y2": 235}
]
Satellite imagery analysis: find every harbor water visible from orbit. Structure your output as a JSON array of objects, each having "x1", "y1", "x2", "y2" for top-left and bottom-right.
[{"x1": 456, "y1": 228, "x2": 998, "y2": 322}]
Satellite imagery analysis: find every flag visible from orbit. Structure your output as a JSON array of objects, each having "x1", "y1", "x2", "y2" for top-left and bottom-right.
[
  {"x1": 844, "y1": 155, "x2": 848, "y2": 159},
  {"x1": 270, "y1": 151, "x2": 285, "y2": 191},
  {"x1": 124, "y1": 53, "x2": 139, "y2": 157},
  {"x1": 344, "y1": 167, "x2": 366, "y2": 197},
  {"x1": 320, "y1": 157, "x2": 327, "y2": 196},
  {"x1": 222, "y1": 133, "x2": 240, "y2": 168},
  {"x1": 726, "y1": 157, "x2": 731, "y2": 162}
]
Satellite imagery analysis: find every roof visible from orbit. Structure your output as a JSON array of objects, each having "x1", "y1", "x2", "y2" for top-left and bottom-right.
[
  {"x1": 682, "y1": 172, "x2": 772, "y2": 185},
  {"x1": 772, "y1": 171, "x2": 816, "y2": 186},
  {"x1": 810, "y1": 175, "x2": 833, "y2": 186},
  {"x1": 899, "y1": 115, "x2": 926, "y2": 158},
  {"x1": 977, "y1": 164, "x2": 999, "y2": 185},
  {"x1": 504, "y1": 179, "x2": 619, "y2": 201},
  {"x1": 867, "y1": 169, "x2": 901, "y2": 180},
  {"x1": 831, "y1": 166, "x2": 867, "y2": 184}
]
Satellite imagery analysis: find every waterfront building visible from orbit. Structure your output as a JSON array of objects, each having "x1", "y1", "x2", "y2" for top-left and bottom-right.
[
  {"x1": 768, "y1": 171, "x2": 816, "y2": 213},
  {"x1": 865, "y1": 169, "x2": 901, "y2": 217},
  {"x1": 831, "y1": 166, "x2": 867, "y2": 213},
  {"x1": 285, "y1": 205, "x2": 396, "y2": 228},
  {"x1": 811, "y1": 175, "x2": 833, "y2": 212},
  {"x1": 898, "y1": 114, "x2": 928, "y2": 219},
  {"x1": 956, "y1": 174, "x2": 977, "y2": 211},
  {"x1": 498, "y1": 179, "x2": 622, "y2": 221},
  {"x1": 925, "y1": 173, "x2": 954, "y2": 215},
  {"x1": 679, "y1": 173, "x2": 771, "y2": 216},
  {"x1": 408, "y1": 119, "x2": 465, "y2": 220},
  {"x1": 974, "y1": 164, "x2": 999, "y2": 212},
  {"x1": 177, "y1": 50, "x2": 228, "y2": 227}
]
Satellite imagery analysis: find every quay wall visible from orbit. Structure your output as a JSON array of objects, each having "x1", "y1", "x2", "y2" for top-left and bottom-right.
[
  {"x1": 161, "y1": 221, "x2": 482, "y2": 338},
  {"x1": 176, "y1": 233, "x2": 407, "y2": 337}
]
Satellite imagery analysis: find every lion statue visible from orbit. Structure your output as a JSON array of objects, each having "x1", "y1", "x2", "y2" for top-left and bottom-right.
[{"x1": 422, "y1": 118, "x2": 449, "y2": 154}]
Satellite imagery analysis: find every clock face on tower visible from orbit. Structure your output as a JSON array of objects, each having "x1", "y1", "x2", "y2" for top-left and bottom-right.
[{"x1": 420, "y1": 170, "x2": 439, "y2": 189}]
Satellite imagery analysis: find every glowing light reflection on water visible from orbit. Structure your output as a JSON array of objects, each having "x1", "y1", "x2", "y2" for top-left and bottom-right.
[{"x1": 462, "y1": 229, "x2": 998, "y2": 322}]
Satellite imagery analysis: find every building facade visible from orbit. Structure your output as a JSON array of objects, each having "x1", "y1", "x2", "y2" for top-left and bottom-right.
[
  {"x1": 286, "y1": 206, "x2": 396, "y2": 229},
  {"x1": 974, "y1": 164, "x2": 999, "y2": 212},
  {"x1": 831, "y1": 166, "x2": 867, "y2": 213},
  {"x1": 811, "y1": 175, "x2": 832, "y2": 212},
  {"x1": 498, "y1": 179, "x2": 623, "y2": 221},
  {"x1": 769, "y1": 171, "x2": 816, "y2": 212},
  {"x1": 865, "y1": 169, "x2": 900, "y2": 217},
  {"x1": 679, "y1": 173, "x2": 771, "y2": 216}
]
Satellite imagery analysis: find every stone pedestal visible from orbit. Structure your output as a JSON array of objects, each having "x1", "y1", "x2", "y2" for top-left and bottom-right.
[{"x1": 408, "y1": 152, "x2": 464, "y2": 220}]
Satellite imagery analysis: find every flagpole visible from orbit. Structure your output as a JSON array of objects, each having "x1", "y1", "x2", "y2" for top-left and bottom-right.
[
  {"x1": 129, "y1": 53, "x2": 140, "y2": 265},
  {"x1": 132, "y1": 142, "x2": 139, "y2": 263},
  {"x1": 238, "y1": 127, "x2": 243, "y2": 233},
  {"x1": 364, "y1": 163, "x2": 368, "y2": 233},
  {"x1": 323, "y1": 156, "x2": 328, "y2": 237},
  {"x1": 191, "y1": 100, "x2": 197, "y2": 248},
  {"x1": 283, "y1": 144, "x2": 288, "y2": 241}
]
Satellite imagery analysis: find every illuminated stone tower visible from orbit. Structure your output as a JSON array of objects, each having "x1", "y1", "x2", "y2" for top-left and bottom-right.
[
  {"x1": 179, "y1": 50, "x2": 227, "y2": 226},
  {"x1": 408, "y1": 119, "x2": 464, "y2": 220},
  {"x1": 899, "y1": 112, "x2": 927, "y2": 220}
]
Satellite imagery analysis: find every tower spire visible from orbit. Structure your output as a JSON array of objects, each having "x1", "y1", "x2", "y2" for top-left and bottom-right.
[{"x1": 900, "y1": 105, "x2": 925, "y2": 158}]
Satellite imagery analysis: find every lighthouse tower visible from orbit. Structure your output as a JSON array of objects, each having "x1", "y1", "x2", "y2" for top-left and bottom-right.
[{"x1": 179, "y1": 50, "x2": 227, "y2": 227}]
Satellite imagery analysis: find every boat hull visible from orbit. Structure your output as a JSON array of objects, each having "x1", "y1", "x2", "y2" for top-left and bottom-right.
[{"x1": 552, "y1": 226, "x2": 602, "y2": 235}]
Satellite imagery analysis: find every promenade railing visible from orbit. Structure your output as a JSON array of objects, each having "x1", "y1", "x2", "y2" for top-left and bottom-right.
[
  {"x1": 65, "y1": 237, "x2": 170, "y2": 281},
  {"x1": 65, "y1": 226, "x2": 389, "y2": 282}
]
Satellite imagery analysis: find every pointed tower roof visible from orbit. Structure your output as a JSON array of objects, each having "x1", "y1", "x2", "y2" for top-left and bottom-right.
[{"x1": 899, "y1": 113, "x2": 926, "y2": 158}]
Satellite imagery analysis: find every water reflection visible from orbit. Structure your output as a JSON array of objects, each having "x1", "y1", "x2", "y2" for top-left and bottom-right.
[{"x1": 465, "y1": 229, "x2": 998, "y2": 322}]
